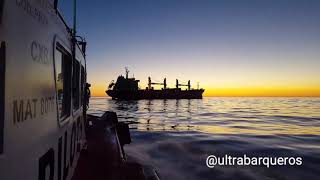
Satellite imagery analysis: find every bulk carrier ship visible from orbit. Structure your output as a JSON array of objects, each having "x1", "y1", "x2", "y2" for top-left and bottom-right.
[{"x1": 106, "y1": 68, "x2": 205, "y2": 100}]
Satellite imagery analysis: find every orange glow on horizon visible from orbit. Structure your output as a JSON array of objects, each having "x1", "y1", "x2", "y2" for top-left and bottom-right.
[
  {"x1": 203, "y1": 87, "x2": 320, "y2": 97},
  {"x1": 90, "y1": 84, "x2": 320, "y2": 97}
]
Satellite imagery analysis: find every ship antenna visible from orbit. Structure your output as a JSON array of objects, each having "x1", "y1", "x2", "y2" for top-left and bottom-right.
[
  {"x1": 72, "y1": 0, "x2": 78, "y2": 80},
  {"x1": 73, "y1": 0, "x2": 77, "y2": 37},
  {"x1": 125, "y1": 67, "x2": 129, "y2": 79}
]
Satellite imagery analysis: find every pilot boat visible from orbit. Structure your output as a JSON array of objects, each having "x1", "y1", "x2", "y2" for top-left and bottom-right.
[{"x1": 0, "y1": 1, "x2": 159, "y2": 180}]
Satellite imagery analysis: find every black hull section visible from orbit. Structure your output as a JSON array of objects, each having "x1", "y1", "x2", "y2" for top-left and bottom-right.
[{"x1": 106, "y1": 89, "x2": 204, "y2": 100}]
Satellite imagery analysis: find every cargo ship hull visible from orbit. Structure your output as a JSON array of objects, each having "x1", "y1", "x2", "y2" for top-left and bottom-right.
[{"x1": 106, "y1": 89, "x2": 204, "y2": 100}]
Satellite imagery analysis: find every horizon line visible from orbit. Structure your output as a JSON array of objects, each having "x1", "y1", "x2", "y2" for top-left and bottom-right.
[{"x1": 91, "y1": 95, "x2": 320, "y2": 98}]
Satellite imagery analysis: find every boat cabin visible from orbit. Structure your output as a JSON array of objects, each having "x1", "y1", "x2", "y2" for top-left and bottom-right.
[{"x1": 0, "y1": 1, "x2": 88, "y2": 180}]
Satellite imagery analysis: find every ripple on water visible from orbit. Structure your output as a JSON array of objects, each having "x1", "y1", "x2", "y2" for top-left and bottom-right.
[{"x1": 88, "y1": 97, "x2": 320, "y2": 180}]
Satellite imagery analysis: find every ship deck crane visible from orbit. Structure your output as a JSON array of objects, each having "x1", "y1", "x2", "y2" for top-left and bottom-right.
[
  {"x1": 148, "y1": 77, "x2": 167, "y2": 90},
  {"x1": 176, "y1": 79, "x2": 191, "y2": 90}
]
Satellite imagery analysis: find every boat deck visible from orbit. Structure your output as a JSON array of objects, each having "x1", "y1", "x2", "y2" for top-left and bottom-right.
[{"x1": 71, "y1": 113, "x2": 151, "y2": 180}]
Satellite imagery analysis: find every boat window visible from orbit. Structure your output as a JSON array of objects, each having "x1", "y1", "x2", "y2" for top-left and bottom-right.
[
  {"x1": 55, "y1": 44, "x2": 72, "y2": 121},
  {"x1": 73, "y1": 60, "x2": 80, "y2": 110},
  {"x1": 0, "y1": 41, "x2": 5, "y2": 154}
]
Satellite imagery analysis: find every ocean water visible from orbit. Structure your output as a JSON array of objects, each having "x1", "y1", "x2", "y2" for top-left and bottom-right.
[{"x1": 88, "y1": 97, "x2": 320, "y2": 180}]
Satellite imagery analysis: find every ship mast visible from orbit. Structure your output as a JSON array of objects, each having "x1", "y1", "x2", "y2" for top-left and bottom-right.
[{"x1": 125, "y1": 67, "x2": 129, "y2": 79}]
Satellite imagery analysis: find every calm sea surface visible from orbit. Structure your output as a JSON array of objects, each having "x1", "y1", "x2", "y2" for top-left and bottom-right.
[{"x1": 88, "y1": 97, "x2": 320, "y2": 180}]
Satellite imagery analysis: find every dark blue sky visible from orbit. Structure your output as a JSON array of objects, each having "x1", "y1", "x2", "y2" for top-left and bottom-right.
[{"x1": 60, "y1": 0, "x2": 320, "y2": 96}]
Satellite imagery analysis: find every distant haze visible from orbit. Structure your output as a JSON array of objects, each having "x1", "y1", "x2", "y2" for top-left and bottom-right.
[{"x1": 60, "y1": 0, "x2": 320, "y2": 97}]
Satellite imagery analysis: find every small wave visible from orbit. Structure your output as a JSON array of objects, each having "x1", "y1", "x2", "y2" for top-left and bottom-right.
[{"x1": 90, "y1": 97, "x2": 320, "y2": 180}]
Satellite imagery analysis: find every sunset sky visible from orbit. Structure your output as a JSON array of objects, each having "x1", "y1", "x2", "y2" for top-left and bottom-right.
[{"x1": 60, "y1": 0, "x2": 320, "y2": 97}]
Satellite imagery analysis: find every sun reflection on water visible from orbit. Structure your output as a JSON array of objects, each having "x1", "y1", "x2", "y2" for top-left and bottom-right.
[{"x1": 88, "y1": 97, "x2": 320, "y2": 135}]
